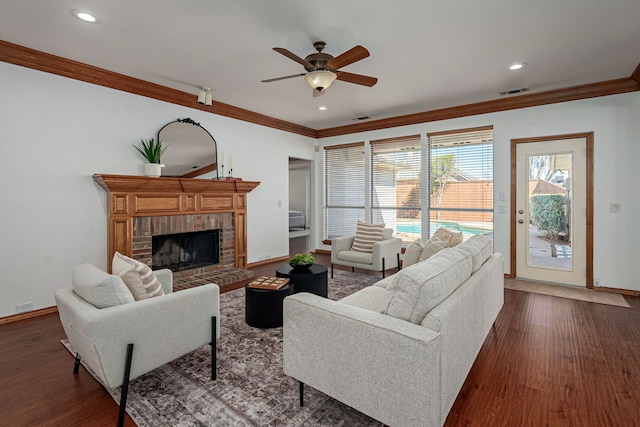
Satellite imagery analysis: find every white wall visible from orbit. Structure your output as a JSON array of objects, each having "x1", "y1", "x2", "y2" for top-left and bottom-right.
[
  {"x1": 1, "y1": 59, "x2": 637, "y2": 317},
  {"x1": 0, "y1": 61, "x2": 315, "y2": 317},
  {"x1": 314, "y1": 91, "x2": 640, "y2": 292}
]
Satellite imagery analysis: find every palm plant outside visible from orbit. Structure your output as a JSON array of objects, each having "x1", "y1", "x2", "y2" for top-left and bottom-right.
[{"x1": 430, "y1": 153, "x2": 458, "y2": 219}]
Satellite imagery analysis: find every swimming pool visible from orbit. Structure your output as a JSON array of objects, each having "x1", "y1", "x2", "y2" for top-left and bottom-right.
[{"x1": 395, "y1": 221, "x2": 491, "y2": 236}]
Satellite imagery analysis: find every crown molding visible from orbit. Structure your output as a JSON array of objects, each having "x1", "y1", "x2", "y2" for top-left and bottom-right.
[
  {"x1": 632, "y1": 62, "x2": 640, "y2": 86},
  {"x1": 0, "y1": 40, "x2": 316, "y2": 138},
  {"x1": 1, "y1": 40, "x2": 638, "y2": 140},
  {"x1": 316, "y1": 77, "x2": 640, "y2": 138}
]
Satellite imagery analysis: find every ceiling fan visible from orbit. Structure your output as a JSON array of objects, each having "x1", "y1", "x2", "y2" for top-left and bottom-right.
[{"x1": 262, "y1": 41, "x2": 378, "y2": 96}]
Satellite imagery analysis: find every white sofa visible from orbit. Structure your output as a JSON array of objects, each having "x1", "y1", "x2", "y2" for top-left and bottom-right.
[
  {"x1": 283, "y1": 236, "x2": 504, "y2": 427},
  {"x1": 55, "y1": 264, "x2": 220, "y2": 426}
]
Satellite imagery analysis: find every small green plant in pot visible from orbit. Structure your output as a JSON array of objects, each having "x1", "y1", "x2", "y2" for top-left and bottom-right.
[
  {"x1": 289, "y1": 253, "x2": 315, "y2": 270},
  {"x1": 133, "y1": 138, "x2": 168, "y2": 177}
]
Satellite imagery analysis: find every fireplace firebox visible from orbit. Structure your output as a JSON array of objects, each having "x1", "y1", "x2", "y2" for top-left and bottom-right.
[{"x1": 152, "y1": 230, "x2": 220, "y2": 272}]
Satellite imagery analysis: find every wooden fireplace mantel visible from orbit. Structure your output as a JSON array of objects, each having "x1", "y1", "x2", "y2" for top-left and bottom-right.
[{"x1": 93, "y1": 174, "x2": 260, "y2": 269}]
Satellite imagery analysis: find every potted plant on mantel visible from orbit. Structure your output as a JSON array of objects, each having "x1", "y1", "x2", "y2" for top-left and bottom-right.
[{"x1": 133, "y1": 138, "x2": 168, "y2": 177}]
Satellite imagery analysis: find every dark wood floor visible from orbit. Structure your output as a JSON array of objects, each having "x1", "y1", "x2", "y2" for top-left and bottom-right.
[{"x1": 1, "y1": 255, "x2": 639, "y2": 426}]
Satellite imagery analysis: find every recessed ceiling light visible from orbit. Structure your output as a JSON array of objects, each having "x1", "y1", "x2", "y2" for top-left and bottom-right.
[
  {"x1": 317, "y1": 106, "x2": 327, "y2": 111},
  {"x1": 509, "y1": 62, "x2": 526, "y2": 71},
  {"x1": 72, "y1": 10, "x2": 98, "y2": 23}
]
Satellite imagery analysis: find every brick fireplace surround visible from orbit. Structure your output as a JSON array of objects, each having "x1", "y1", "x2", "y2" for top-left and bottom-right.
[
  {"x1": 94, "y1": 174, "x2": 260, "y2": 282},
  {"x1": 133, "y1": 213, "x2": 234, "y2": 279}
]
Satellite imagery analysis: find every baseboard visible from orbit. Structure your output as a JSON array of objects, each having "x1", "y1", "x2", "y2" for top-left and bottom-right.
[
  {"x1": 246, "y1": 255, "x2": 289, "y2": 268},
  {"x1": 595, "y1": 286, "x2": 640, "y2": 297},
  {"x1": 0, "y1": 306, "x2": 58, "y2": 325}
]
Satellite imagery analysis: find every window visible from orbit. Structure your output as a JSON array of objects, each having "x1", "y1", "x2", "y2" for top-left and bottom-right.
[
  {"x1": 427, "y1": 126, "x2": 494, "y2": 239},
  {"x1": 324, "y1": 143, "x2": 365, "y2": 239},
  {"x1": 370, "y1": 135, "x2": 421, "y2": 244}
]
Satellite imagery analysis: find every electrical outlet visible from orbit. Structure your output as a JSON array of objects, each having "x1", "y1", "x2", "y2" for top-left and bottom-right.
[
  {"x1": 594, "y1": 277, "x2": 600, "y2": 287},
  {"x1": 16, "y1": 302, "x2": 34, "y2": 313}
]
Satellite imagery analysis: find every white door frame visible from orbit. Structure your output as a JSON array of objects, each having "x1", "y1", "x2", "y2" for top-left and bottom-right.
[{"x1": 510, "y1": 132, "x2": 594, "y2": 288}]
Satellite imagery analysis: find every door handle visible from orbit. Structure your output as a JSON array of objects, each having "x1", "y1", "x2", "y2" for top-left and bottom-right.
[
  {"x1": 518, "y1": 209, "x2": 524, "y2": 214},
  {"x1": 518, "y1": 219, "x2": 524, "y2": 224}
]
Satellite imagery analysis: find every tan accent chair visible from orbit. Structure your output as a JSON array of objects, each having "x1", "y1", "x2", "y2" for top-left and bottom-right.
[{"x1": 331, "y1": 228, "x2": 402, "y2": 278}]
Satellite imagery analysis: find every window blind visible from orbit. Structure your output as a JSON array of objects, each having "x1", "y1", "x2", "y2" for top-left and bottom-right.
[
  {"x1": 427, "y1": 126, "x2": 494, "y2": 237},
  {"x1": 370, "y1": 135, "x2": 421, "y2": 244},
  {"x1": 324, "y1": 142, "x2": 365, "y2": 239}
]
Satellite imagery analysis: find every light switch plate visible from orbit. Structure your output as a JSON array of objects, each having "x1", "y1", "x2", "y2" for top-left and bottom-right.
[{"x1": 610, "y1": 202, "x2": 620, "y2": 213}]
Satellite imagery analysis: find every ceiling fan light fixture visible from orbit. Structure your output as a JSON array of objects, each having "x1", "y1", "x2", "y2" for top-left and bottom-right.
[{"x1": 304, "y1": 70, "x2": 337, "y2": 91}]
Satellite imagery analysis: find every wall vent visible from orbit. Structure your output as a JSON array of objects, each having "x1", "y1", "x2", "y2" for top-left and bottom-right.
[
  {"x1": 499, "y1": 87, "x2": 530, "y2": 96},
  {"x1": 353, "y1": 116, "x2": 371, "y2": 121}
]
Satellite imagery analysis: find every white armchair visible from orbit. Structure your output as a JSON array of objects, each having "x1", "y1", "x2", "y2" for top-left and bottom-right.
[
  {"x1": 331, "y1": 228, "x2": 402, "y2": 278},
  {"x1": 55, "y1": 264, "x2": 220, "y2": 427}
]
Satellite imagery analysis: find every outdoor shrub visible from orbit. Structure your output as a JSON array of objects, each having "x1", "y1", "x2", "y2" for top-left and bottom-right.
[{"x1": 529, "y1": 194, "x2": 567, "y2": 240}]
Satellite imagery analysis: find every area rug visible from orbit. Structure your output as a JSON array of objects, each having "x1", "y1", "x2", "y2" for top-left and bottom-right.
[
  {"x1": 505, "y1": 279, "x2": 630, "y2": 308},
  {"x1": 63, "y1": 269, "x2": 384, "y2": 426}
]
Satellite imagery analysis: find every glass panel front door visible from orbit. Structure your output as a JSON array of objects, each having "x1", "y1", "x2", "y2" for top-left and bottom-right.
[{"x1": 526, "y1": 153, "x2": 572, "y2": 270}]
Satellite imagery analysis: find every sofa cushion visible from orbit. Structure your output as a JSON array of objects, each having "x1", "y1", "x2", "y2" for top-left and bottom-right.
[
  {"x1": 457, "y1": 234, "x2": 493, "y2": 272},
  {"x1": 340, "y1": 285, "x2": 387, "y2": 312},
  {"x1": 433, "y1": 227, "x2": 463, "y2": 247},
  {"x1": 351, "y1": 221, "x2": 385, "y2": 253},
  {"x1": 112, "y1": 252, "x2": 165, "y2": 300},
  {"x1": 72, "y1": 263, "x2": 135, "y2": 308},
  {"x1": 373, "y1": 274, "x2": 395, "y2": 289},
  {"x1": 418, "y1": 235, "x2": 449, "y2": 262},
  {"x1": 381, "y1": 248, "x2": 473, "y2": 324},
  {"x1": 402, "y1": 239, "x2": 424, "y2": 268}
]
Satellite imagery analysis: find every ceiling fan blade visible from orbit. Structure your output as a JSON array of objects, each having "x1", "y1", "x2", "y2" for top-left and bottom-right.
[
  {"x1": 261, "y1": 73, "x2": 305, "y2": 83},
  {"x1": 335, "y1": 71, "x2": 378, "y2": 87},
  {"x1": 326, "y1": 45, "x2": 370, "y2": 70},
  {"x1": 273, "y1": 47, "x2": 314, "y2": 69}
]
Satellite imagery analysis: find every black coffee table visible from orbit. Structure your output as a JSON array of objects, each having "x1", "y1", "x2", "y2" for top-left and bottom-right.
[
  {"x1": 275, "y1": 264, "x2": 328, "y2": 298},
  {"x1": 245, "y1": 282, "x2": 294, "y2": 328}
]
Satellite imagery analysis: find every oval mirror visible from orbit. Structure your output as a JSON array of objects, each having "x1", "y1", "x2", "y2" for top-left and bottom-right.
[{"x1": 157, "y1": 118, "x2": 218, "y2": 178}]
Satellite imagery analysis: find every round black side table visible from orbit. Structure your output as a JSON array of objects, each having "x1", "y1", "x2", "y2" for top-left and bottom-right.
[
  {"x1": 245, "y1": 282, "x2": 294, "y2": 328},
  {"x1": 275, "y1": 264, "x2": 329, "y2": 298}
]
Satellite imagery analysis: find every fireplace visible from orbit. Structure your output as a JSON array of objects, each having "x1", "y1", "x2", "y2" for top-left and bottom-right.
[
  {"x1": 152, "y1": 230, "x2": 220, "y2": 272},
  {"x1": 132, "y1": 213, "x2": 235, "y2": 279},
  {"x1": 93, "y1": 174, "x2": 260, "y2": 274}
]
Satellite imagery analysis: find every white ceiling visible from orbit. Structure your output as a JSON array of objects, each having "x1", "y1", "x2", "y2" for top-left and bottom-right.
[{"x1": 1, "y1": 0, "x2": 639, "y2": 130}]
